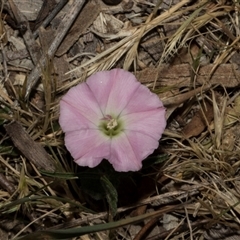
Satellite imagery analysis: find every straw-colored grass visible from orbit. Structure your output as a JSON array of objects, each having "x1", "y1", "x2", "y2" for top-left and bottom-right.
[{"x1": 1, "y1": 0, "x2": 240, "y2": 239}]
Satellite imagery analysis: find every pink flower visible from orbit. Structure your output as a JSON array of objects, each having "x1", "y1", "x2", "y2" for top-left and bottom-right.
[{"x1": 59, "y1": 69, "x2": 166, "y2": 172}]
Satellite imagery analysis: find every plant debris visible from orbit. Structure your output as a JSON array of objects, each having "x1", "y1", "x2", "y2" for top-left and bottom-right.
[{"x1": 1, "y1": 0, "x2": 240, "y2": 239}]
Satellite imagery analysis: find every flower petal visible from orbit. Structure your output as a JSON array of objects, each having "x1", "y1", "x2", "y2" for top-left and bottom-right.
[
  {"x1": 86, "y1": 69, "x2": 140, "y2": 115},
  {"x1": 121, "y1": 108, "x2": 166, "y2": 140},
  {"x1": 109, "y1": 130, "x2": 159, "y2": 172},
  {"x1": 60, "y1": 82, "x2": 103, "y2": 132},
  {"x1": 109, "y1": 133, "x2": 141, "y2": 171},
  {"x1": 59, "y1": 101, "x2": 98, "y2": 132},
  {"x1": 121, "y1": 84, "x2": 164, "y2": 115},
  {"x1": 64, "y1": 129, "x2": 111, "y2": 168},
  {"x1": 59, "y1": 68, "x2": 167, "y2": 172}
]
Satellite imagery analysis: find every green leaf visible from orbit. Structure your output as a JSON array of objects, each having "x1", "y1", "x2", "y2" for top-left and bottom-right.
[
  {"x1": 101, "y1": 175, "x2": 118, "y2": 217},
  {"x1": 79, "y1": 169, "x2": 105, "y2": 200},
  {"x1": 142, "y1": 154, "x2": 169, "y2": 168},
  {"x1": 0, "y1": 145, "x2": 16, "y2": 155},
  {"x1": 16, "y1": 204, "x2": 181, "y2": 240},
  {"x1": 40, "y1": 170, "x2": 78, "y2": 179}
]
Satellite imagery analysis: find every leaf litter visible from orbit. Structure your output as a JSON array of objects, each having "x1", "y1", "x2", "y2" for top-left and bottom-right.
[{"x1": 1, "y1": 0, "x2": 240, "y2": 239}]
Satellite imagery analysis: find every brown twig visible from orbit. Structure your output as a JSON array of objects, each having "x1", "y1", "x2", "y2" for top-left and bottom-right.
[
  {"x1": 56, "y1": 1, "x2": 100, "y2": 56},
  {"x1": 4, "y1": 121, "x2": 56, "y2": 172},
  {"x1": 133, "y1": 217, "x2": 159, "y2": 240},
  {"x1": 33, "y1": 0, "x2": 68, "y2": 38},
  {"x1": 25, "y1": 0, "x2": 87, "y2": 99}
]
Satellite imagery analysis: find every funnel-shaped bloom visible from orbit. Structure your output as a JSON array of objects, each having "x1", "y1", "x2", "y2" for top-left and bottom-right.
[{"x1": 59, "y1": 69, "x2": 166, "y2": 172}]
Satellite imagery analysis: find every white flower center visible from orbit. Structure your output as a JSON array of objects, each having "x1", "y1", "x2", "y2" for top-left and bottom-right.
[
  {"x1": 99, "y1": 114, "x2": 123, "y2": 138},
  {"x1": 107, "y1": 118, "x2": 118, "y2": 129}
]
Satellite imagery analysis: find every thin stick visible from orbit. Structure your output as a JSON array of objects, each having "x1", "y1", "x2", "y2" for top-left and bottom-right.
[
  {"x1": 25, "y1": 0, "x2": 86, "y2": 99},
  {"x1": 33, "y1": 0, "x2": 69, "y2": 38}
]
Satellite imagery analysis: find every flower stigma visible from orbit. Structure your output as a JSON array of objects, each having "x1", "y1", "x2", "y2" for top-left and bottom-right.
[
  {"x1": 99, "y1": 114, "x2": 123, "y2": 138},
  {"x1": 107, "y1": 118, "x2": 118, "y2": 129}
]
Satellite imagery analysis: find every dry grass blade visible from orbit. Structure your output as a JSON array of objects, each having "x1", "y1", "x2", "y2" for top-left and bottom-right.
[
  {"x1": 159, "y1": 3, "x2": 206, "y2": 65},
  {"x1": 1, "y1": 0, "x2": 240, "y2": 239},
  {"x1": 212, "y1": 90, "x2": 227, "y2": 149},
  {"x1": 66, "y1": 0, "x2": 191, "y2": 90},
  {"x1": 123, "y1": 0, "x2": 163, "y2": 71}
]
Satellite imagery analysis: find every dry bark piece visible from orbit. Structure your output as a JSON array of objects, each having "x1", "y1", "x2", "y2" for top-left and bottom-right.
[
  {"x1": 38, "y1": 27, "x2": 55, "y2": 52},
  {"x1": 8, "y1": 0, "x2": 42, "y2": 64},
  {"x1": 56, "y1": 1, "x2": 100, "y2": 56},
  {"x1": 141, "y1": 32, "x2": 164, "y2": 62},
  {"x1": 136, "y1": 64, "x2": 240, "y2": 88},
  {"x1": 54, "y1": 55, "x2": 70, "y2": 83},
  {"x1": 4, "y1": 121, "x2": 56, "y2": 172},
  {"x1": 5, "y1": 48, "x2": 29, "y2": 62},
  {"x1": 162, "y1": 85, "x2": 210, "y2": 107},
  {"x1": 25, "y1": 0, "x2": 87, "y2": 98},
  {"x1": 31, "y1": 0, "x2": 56, "y2": 31},
  {"x1": 182, "y1": 100, "x2": 214, "y2": 138},
  {"x1": 12, "y1": 0, "x2": 42, "y2": 21},
  {"x1": 33, "y1": 0, "x2": 68, "y2": 38}
]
